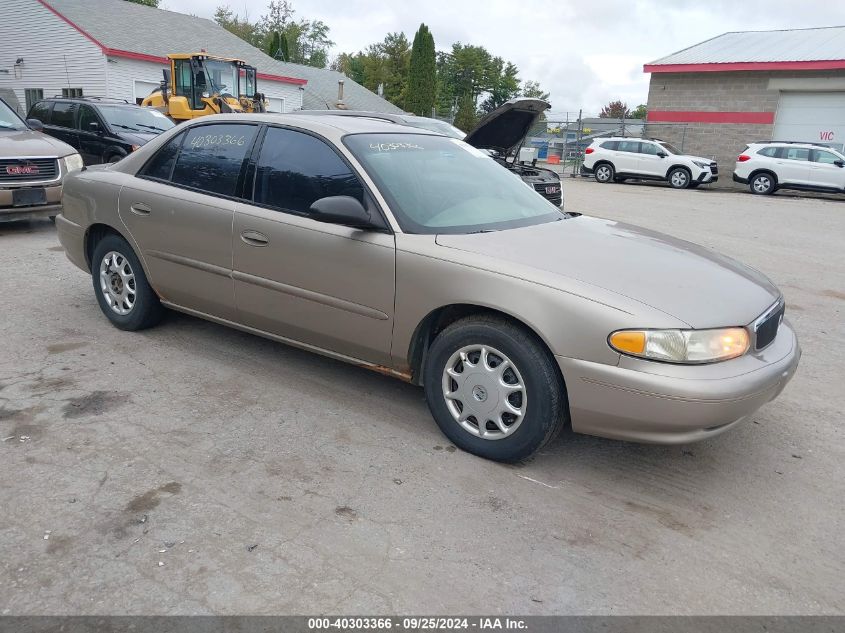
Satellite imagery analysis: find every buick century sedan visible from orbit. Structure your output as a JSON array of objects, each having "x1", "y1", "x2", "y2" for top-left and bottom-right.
[{"x1": 56, "y1": 113, "x2": 800, "y2": 462}]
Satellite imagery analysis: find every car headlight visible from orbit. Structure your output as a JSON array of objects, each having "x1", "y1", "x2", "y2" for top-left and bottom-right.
[
  {"x1": 692, "y1": 160, "x2": 709, "y2": 169},
  {"x1": 63, "y1": 153, "x2": 84, "y2": 173},
  {"x1": 608, "y1": 328, "x2": 750, "y2": 363}
]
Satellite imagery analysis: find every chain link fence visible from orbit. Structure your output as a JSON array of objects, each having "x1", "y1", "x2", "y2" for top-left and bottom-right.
[{"x1": 520, "y1": 114, "x2": 694, "y2": 178}]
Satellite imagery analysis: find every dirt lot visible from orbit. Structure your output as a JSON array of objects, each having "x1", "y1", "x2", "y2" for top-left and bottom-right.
[{"x1": 1, "y1": 179, "x2": 843, "y2": 615}]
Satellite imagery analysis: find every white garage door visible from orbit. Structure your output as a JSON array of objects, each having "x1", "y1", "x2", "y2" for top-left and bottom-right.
[
  {"x1": 266, "y1": 97, "x2": 284, "y2": 113},
  {"x1": 773, "y1": 92, "x2": 845, "y2": 151},
  {"x1": 134, "y1": 80, "x2": 160, "y2": 104}
]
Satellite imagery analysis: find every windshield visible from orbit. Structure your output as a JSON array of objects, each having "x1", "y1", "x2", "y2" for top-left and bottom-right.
[
  {"x1": 98, "y1": 105, "x2": 175, "y2": 133},
  {"x1": 203, "y1": 59, "x2": 239, "y2": 96},
  {"x1": 658, "y1": 141, "x2": 683, "y2": 155},
  {"x1": 345, "y1": 133, "x2": 564, "y2": 234},
  {"x1": 399, "y1": 116, "x2": 465, "y2": 139},
  {"x1": 0, "y1": 99, "x2": 27, "y2": 131}
]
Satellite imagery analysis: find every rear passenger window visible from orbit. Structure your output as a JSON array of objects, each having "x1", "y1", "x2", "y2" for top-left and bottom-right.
[
  {"x1": 617, "y1": 141, "x2": 640, "y2": 153},
  {"x1": 51, "y1": 102, "x2": 75, "y2": 128},
  {"x1": 28, "y1": 101, "x2": 51, "y2": 123},
  {"x1": 600, "y1": 141, "x2": 618, "y2": 150},
  {"x1": 170, "y1": 124, "x2": 257, "y2": 197},
  {"x1": 139, "y1": 131, "x2": 185, "y2": 181},
  {"x1": 253, "y1": 127, "x2": 364, "y2": 215},
  {"x1": 783, "y1": 147, "x2": 809, "y2": 161}
]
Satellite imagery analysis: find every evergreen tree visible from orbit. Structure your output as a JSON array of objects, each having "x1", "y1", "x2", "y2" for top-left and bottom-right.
[
  {"x1": 453, "y1": 92, "x2": 477, "y2": 132},
  {"x1": 405, "y1": 24, "x2": 436, "y2": 116}
]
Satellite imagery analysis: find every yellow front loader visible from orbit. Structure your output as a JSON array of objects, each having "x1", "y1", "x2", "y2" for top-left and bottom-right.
[{"x1": 142, "y1": 53, "x2": 267, "y2": 121}]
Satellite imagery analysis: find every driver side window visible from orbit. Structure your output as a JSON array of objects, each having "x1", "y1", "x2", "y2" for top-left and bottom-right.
[{"x1": 253, "y1": 127, "x2": 365, "y2": 216}]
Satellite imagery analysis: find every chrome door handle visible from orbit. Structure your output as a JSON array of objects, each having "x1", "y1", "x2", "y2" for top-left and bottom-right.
[
  {"x1": 240, "y1": 230, "x2": 269, "y2": 247},
  {"x1": 130, "y1": 203, "x2": 151, "y2": 216}
]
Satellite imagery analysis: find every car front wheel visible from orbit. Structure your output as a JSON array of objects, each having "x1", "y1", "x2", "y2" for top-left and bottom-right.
[
  {"x1": 750, "y1": 173, "x2": 776, "y2": 195},
  {"x1": 594, "y1": 163, "x2": 615, "y2": 183},
  {"x1": 423, "y1": 316, "x2": 568, "y2": 462},
  {"x1": 668, "y1": 167, "x2": 691, "y2": 189},
  {"x1": 91, "y1": 233, "x2": 164, "y2": 330}
]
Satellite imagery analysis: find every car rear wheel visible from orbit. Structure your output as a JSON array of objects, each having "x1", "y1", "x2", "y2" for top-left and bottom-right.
[
  {"x1": 668, "y1": 167, "x2": 691, "y2": 189},
  {"x1": 750, "y1": 173, "x2": 776, "y2": 195},
  {"x1": 91, "y1": 234, "x2": 164, "y2": 331},
  {"x1": 594, "y1": 163, "x2": 614, "y2": 183},
  {"x1": 423, "y1": 316, "x2": 568, "y2": 462}
]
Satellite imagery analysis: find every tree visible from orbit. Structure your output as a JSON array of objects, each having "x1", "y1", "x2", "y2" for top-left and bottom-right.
[
  {"x1": 631, "y1": 104, "x2": 647, "y2": 119},
  {"x1": 405, "y1": 24, "x2": 436, "y2": 116},
  {"x1": 214, "y1": 5, "x2": 262, "y2": 48},
  {"x1": 600, "y1": 100, "x2": 631, "y2": 118},
  {"x1": 479, "y1": 58, "x2": 520, "y2": 114},
  {"x1": 125, "y1": 0, "x2": 160, "y2": 6},
  {"x1": 521, "y1": 80, "x2": 549, "y2": 100},
  {"x1": 453, "y1": 91, "x2": 477, "y2": 132}
]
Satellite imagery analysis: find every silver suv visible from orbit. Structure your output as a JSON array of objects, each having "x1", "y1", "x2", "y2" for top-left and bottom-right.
[
  {"x1": 733, "y1": 141, "x2": 845, "y2": 195},
  {"x1": 0, "y1": 98, "x2": 82, "y2": 222}
]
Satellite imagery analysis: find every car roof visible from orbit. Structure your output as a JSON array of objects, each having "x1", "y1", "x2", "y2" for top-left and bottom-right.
[
  {"x1": 39, "y1": 97, "x2": 137, "y2": 108},
  {"x1": 222, "y1": 112, "x2": 443, "y2": 136}
]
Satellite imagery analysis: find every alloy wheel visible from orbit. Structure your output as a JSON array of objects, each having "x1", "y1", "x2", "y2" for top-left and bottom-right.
[
  {"x1": 596, "y1": 166, "x2": 611, "y2": 182},
  {"x1": 671, "y1": 170, "x2": 689, "y2": 188},
  {"x1": 753, "y1": 175, "x2": 771, "y2": 193}
]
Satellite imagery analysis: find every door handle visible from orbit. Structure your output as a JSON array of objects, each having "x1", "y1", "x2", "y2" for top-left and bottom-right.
[
  {"x1": 240, "y1": 229, "x2": 269, "y2": 247},
  {"x1": 130, "y1": 203, "x2": 151, "y2": 216}
]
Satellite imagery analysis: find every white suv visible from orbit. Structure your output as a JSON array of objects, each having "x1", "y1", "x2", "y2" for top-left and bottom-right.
[
  {"x1": 583, "y1": 137, "x2": 718, "y2": 189},
  {"x1": 733, "y1": 142, "x2": 845, "y2": 195}
]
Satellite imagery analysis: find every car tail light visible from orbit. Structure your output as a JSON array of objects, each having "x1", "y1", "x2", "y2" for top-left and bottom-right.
[
  {"x1": 737, "y1": 154, "x2": 751, "y2": 162},
  {"x1": 585, "y1": 147, "x2": 595, "y2": 154}
]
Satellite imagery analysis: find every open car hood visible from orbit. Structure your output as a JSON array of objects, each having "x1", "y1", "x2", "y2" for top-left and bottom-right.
[{"x1": 463, "y1": 98, "x2": 550, "y2": 156}]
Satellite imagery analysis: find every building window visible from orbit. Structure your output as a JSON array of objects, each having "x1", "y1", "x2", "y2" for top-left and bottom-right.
[
  {"x1": 62, "y1": 88, "x2": 84, "y2": 98},
  {"x1": 24, "y1": 88, "x2": 43, "y2": 113}
]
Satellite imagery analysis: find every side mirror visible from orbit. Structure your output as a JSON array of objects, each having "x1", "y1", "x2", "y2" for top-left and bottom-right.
[
  {"x1": 309, "y1": 195, "x2": 375, "y2": 229},
  {"x1": 835, "y1": 160, "x2": 844, "y2": 168},
  {"x1": 88, "y1": 121, "x2": 101, "y2": 133},
  {"x1": 656, "y1": 151, "x2": 668, "y2": 158},
  {"x1": 26, "y1": 118, "x2": 43, "y2": 131}
]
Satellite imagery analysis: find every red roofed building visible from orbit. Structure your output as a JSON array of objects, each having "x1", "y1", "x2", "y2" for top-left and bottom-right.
[{"x1": 644, "y1": 26, "x2": 845, "y2": 185}]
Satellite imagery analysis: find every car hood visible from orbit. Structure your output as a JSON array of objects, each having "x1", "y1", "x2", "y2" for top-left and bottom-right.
[
  {"x1": 463, "y1": 98, "x2": 550, "y2": 156},
  {"x1": 0, "y1": 129, "x2": 76, "y2": 158},
  {"x1": 435, "y1": 216, "x2": 780, "y2": 328}
]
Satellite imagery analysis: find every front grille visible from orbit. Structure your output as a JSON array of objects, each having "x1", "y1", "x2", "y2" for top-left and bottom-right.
[
  {"x1": 710, "y1": 164, "x2": 719, "y2": 175},
  {"x1": 754, "y1": 302, "x2": 784, "y2": 350},
  {"x1": 0, "y1": 158, "x2": 59, "y2": 184}
]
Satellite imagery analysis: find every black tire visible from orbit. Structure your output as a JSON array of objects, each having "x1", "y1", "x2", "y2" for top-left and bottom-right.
[
  {"x1": 423, "y1": 315, "x2": 568, "y2": 462},
  {"x1": 594, "y1": 163, "x2": 615, "y2": 184},
  {"x1": 749, "y1": 172, "x2": 776, "y2": 195},
  {"x1": 91, "y1": 233, "x2": 164, "y2": 331},
  {"x1": 668, "y1": 167, "x2": 692, "y2": 189}
]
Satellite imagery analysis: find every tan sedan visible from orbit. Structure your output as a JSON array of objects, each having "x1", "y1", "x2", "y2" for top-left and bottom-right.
[{"x1": 56, "y1": 113, "x2": 800, "y2": 461}]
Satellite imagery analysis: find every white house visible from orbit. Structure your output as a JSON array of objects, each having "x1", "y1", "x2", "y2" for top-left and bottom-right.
[{"x1": 0, "y1": 0, "x2": 401, "y2": 116}]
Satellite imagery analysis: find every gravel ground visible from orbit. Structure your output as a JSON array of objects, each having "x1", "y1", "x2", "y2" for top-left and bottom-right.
[{"x1": 0, "y1": 179, "x2": 842, "y2": 615}]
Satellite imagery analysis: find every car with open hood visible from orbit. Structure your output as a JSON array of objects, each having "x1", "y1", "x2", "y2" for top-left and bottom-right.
[
  {"x1": 293, "y1": 99, "x2": 563, "y2": 207},
  {"x1": 0, "y1": 97, "x2": 83, "y2": 222},
  {"x1": 55, "y1": 113, "x2": 799, "y2": 462}
]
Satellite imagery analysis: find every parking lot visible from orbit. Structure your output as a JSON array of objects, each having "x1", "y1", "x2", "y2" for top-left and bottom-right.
[{"x1": 1, "y1": 177, "x2": 843, "y2": 615}]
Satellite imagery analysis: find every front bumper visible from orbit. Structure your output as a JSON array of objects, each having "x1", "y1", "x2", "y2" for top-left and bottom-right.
[
  {"x1": 0, "y1": 184, "x2": 63, "y2": 221},
  {"x1": 556, "y1": 320, "x2": 800, "y2": 444}
]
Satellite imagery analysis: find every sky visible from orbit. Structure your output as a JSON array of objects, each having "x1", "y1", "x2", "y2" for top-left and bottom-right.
[{"x1": 164, "y1": 0, "x2": 845, "y2": 119}]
